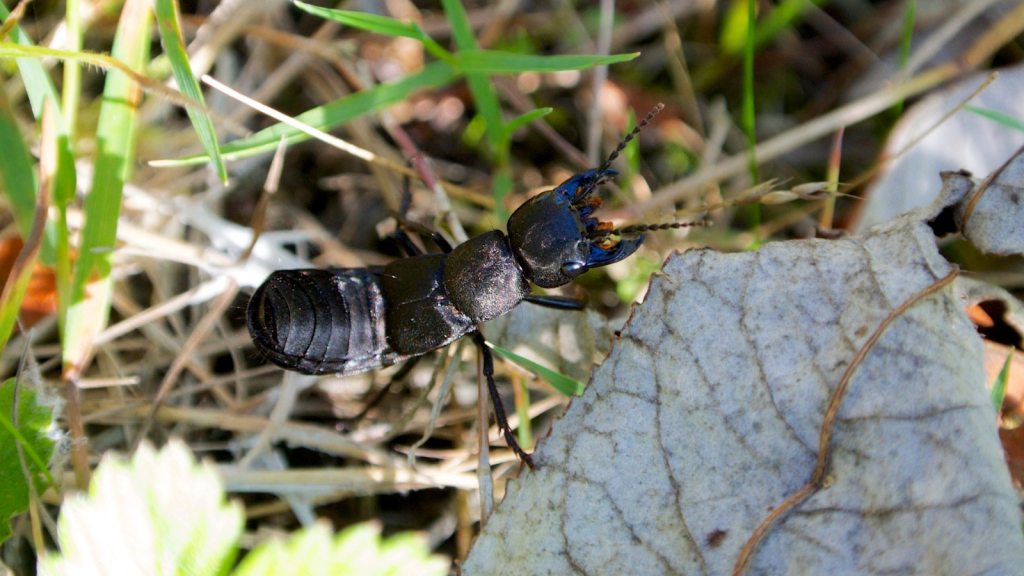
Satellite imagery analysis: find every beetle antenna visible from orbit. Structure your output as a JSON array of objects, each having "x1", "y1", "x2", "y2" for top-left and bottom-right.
[
  {"x1": 587, "y1": 220, "x2": 711, "y2": 238},
  {"x1": 598, "y1": 103, "x2": 665, "y2": 174}
]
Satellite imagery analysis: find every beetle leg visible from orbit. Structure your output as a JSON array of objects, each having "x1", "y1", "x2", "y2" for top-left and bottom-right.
[
  {"x1": 394, "y1": 219, "x2": 454, "y2": 254},
  {"x1": 472, "y1": 331, "x2": 536, "y2": 470},
  {"x1": 524, "y1": 294, "x2": 588, "y2": 310},
  {"x1": 394, "y1": 228, "x2": 424, "y2": 257},
  {"x1": 394, "y1": 160, "x2": 454, "y2": 254},
  {"x1": 342, "y1": 355, "x2": 423, "y2": 425},
  {"x1": 586, "y1": 234, "x2": 645, "y2": 268}
]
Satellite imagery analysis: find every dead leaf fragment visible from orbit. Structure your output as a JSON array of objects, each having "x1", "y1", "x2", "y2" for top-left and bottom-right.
[
  {"x1": 0, "y1": 235, "x2": 58, "y2": 331},
  {"x1": 998, "y1": 425, "x2": 1024, "y2": 487},
  {"x1": 956, "y1": 142, "x2": 1024, "y2": 256},
  {"x1": 857, "y1": 63, "x2": 1024, "y2": 230},
  {"x1": 464, "y1": 172, "x2": 1023, "y2": 575}
]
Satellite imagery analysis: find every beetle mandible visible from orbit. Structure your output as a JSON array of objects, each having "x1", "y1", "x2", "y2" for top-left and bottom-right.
[{"x1": 247, "y1": 104, "x2": 698, "y2": 468}]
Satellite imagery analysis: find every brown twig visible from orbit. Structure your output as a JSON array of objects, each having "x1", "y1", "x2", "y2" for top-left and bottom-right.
[
  {"x1": 959, "y1": 140, "x2": 1024, "y2": 231},
  {"x1": 732, "y1": 267, "x2": 960, "y2": 576}
]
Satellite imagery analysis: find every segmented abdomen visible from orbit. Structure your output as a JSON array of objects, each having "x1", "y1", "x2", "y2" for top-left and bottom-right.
[{"x1": 247, "y1": 268, "x2": 407, "y2": 375}]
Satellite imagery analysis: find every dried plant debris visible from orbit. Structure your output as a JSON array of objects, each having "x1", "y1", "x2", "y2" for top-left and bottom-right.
[
  {"x1": 486, "y1": 305, "x2": 613, "y2": 385},
  {"x1": 463, "y1": 169, "x2": 1024, "y2": 574}
]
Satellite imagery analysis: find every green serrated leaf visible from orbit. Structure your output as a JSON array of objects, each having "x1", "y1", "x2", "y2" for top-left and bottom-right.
[
  {"x1": 38, "y1": 440, "x2": 244, "y2": 576},
  {"x1": 453, "y1": 49, "x2": 638, "y2": 74},
  {"x1": 0, "y1": 377, "x2": 57, "y2": 545},
  {"x1": 158, "y1": 61, "x2": 460, "y2": 166},
  {"x1": 488, "y1": 343, "x2": 585, "y2": 396},
  {"x1": 233, "y1": 521, "x2": 448, "y2": 576},
  {"x1": 992, "y1": 350, "x2": 1013, "y2": 413},
  {"x1": 154, "y1": 0, "x2": 228, "y2": 182}
]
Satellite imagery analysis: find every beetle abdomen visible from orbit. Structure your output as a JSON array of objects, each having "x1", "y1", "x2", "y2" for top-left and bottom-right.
[
  {"x1": 380, "y1": 254, "x2": 474, "y2": 355},
  {"x1": 247, "y1": 268, "x2": 408, "y2": 375}
]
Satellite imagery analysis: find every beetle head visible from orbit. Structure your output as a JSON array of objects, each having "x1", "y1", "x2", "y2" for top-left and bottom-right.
[
  {"x1": 506, "y1": 103, "x2": 665, "y2": 288},
  {"x1": 507, "y1": 167, "x2": 644, "y2": 288}
]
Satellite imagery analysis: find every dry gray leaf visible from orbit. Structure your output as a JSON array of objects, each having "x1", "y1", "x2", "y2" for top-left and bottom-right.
[
  {"x1": 954, "y1": 143, "x2": 1024, "y2": 257},
  {"x1": 463, "y1": 173, "x2": 1024, "y2": 575},
  {"x1": 857, "y1": 62, "x2": 1024, "y2": 230}
]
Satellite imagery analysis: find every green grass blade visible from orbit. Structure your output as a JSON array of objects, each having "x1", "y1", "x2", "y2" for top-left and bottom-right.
[
  {"x1": 719, "y1": 0, "x2": 751, "y2": 54},
  {"x1": 623, "y1": 108, "x2": 641, "y2": 183},
  {"x1": 500, "y1": 108, "x2": 552, "y2": 209},
  {"x1": 752, "y1": 0, "x2": 830, "y2": 50},
  {"x1": 723, "y1": 0, "x2": 831, "y2": 54},
  {"x1": 893, "y1": 0, "x2": 915, "y2": 115},
  {"x1": 898, "y1": 1, "x2": 915, "y2": 71},
  {"x1": 991, "y1": 350, "x2": 1013, "y2": 413},
  {"x1": 487, "y1": 343, "x2": 586, "y2": 397},
  {"x1": 966, "y1": 105, "x2": 1024, "y2": 132},
  {"x1": 0, "y1": 97, "x2": 54, "y2": 353},
  {"x1": 0, "y1": 7, "x2": 61, "y2": 118},
  {"x1": 0, "y1": 5, "x2": 77, "y2": 265},
  {"x1": 515, "y1": 376, "x2": 532, "y2": 450},
  {"x1": 438, "y1": 0, "x2": 505, "y2": 161},
  {"x1": 56, "y1": 0, "x2": 81, "y2": 332},
  {"x1": 439, "y1": 0, "x2": 477, "y2": 53},
  {"x1": 0, "y1": 42, "x2": 211, "y2": 115},
  {"x1": 154, "y1": 0, "x2": 228, "y2": 183},
  {"x1": 741, "y1": 0, "x2": 758, "y2": 184},
  {"x1": 291, "y1": 0, "x2": 451, "y2": 62},
  {"x1": 491, "y1": 168, "x2": 513, "y2": 221},
  {"x1": 0, "y1": 158, "x2": 47, "y2": 353},
  {"x1": 293, "y1": 1, "x2": 420, "y2": 38},
  {"x1": 62, "y1": 0, "x2": 152, "y2": 377},
  {"x1": 0, "y1": 86, "x2": 41, "y2": 246},
  {"x1": 157, "y1": 61, "x2": 460, "y2": 166},
  {"x1": 465, "y1": 73, "x2": 505, "y2": 152},
  {"x1": 503, "y1": 107, "x2": 552, "y2": 138},
  {"x1": 62, "y1": 0, "x2": 83, "y2": 139},
  {"x1": 699, "y1": 0, "x2": 830, "y2": 88},
  {"x1": 454, "y1": 50, "x2": 638, "y2": 73},
  {"x1": 741, "y1": 0, "x2": 760, "y2": 238}
]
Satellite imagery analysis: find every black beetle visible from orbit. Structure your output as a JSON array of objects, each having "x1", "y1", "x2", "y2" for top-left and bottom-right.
[{"x1": 247, "y1": 105, "x2": 695, "y2": 467}]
